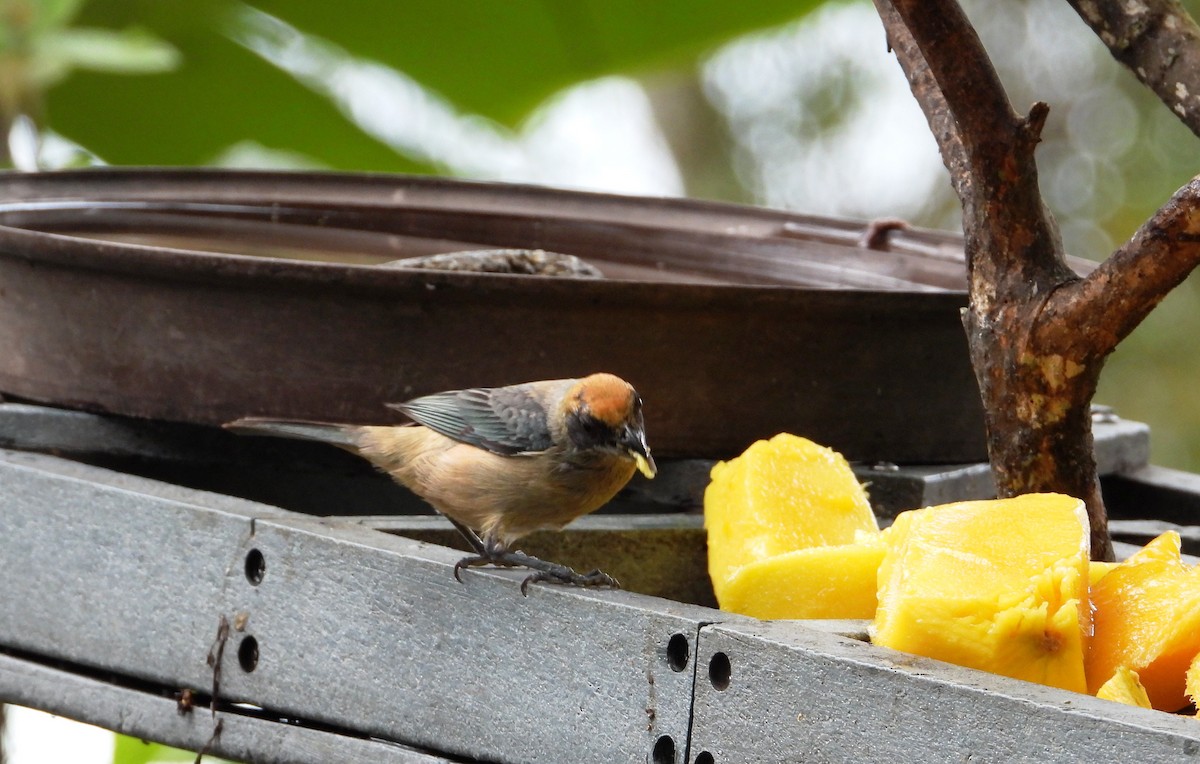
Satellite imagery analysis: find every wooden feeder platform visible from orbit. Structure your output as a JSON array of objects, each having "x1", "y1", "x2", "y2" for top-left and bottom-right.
[{"x1": 3, "y1": 403, "x2": 1200, "y2": 763}]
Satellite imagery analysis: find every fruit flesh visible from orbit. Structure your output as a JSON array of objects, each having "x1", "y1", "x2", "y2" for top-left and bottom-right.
[
  {"x1": 1096, "y1": 666, "x2": 1152, "y2": 708},
  {"x1": 1087, "y1": 531, "x2": 1200, "y2": 711},
  {"x1": 717, "y1": 534, "x2": 884, "y2": 620},
  {"x1": 704, "y1": 433, "x2": 878, "y2": 613},
  {"x1": 1187, "y1": 653, "x2": 1200, "y2": 717},
  {"x1": 872, "y1": 494, "x2": 1091, "y2": 694}
]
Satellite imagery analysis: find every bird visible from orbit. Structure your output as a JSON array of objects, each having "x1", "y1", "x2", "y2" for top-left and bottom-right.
[{"x1": 225, "y1": 373, "x2": 656, "y2": 593}]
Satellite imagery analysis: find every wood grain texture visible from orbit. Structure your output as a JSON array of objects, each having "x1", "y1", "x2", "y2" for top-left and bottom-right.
[
  {"x1": 6, "y1": 449, "x2": 1200, "y2": 763},
  {"x1": 0, "y1": 450, "x2": 707, "y2": 763},
  {"x1": 0, "y1": 653, "x2": 456, "y2": 764},
  {"x1": 689, "y1": 620, "x2": 1200, "y2": 763}
]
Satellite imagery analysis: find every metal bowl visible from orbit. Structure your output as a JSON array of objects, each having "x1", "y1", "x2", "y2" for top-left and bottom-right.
[{"x1": 0, "y1": 168, "x2": 983, "y2": 461}]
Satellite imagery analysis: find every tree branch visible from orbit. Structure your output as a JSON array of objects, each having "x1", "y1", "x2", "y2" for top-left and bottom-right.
[
  {"x1": 874, "y1": 0, "x2": 1115, "y2": 559},
  {"x1": 874, "y1": 0, "x2": 1073, "y2": 299},
  {"x1": 878, "y1": 0, "x2": 1200, "y2": 563},
  {"x1": 1046, "y1": 175, "x2": 1200, "y2": 357},
  {"x1": 1067, "y1": 0, "x2": 1200, "y2": 139}
]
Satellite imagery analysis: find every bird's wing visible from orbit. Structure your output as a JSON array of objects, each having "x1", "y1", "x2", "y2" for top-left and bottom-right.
[{"x1": 388, "y1": 385, "x2": 553, "y2": 455}]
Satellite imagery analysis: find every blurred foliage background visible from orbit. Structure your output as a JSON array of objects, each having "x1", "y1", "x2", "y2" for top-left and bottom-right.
[{"x1": 2, "y1": 0, "x2": 1200, "y2": 477}]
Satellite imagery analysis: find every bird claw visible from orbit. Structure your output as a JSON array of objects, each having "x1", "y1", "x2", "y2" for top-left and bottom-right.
[
  {"x1": 453, "y1": 551, "x2": 619, "y2": 595},
  {"x1": 519, "y1": 568, "x2": 620, "y2": 596},
  {"x1": 452, "y1": 557, "x2": 472, "y2": 583},
  {"x1": 453, "y1": 554, "x2": 519, "y2": 582}
]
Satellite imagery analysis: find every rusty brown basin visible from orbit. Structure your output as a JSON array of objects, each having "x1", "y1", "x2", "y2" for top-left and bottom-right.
[{"x1": 0, "y1": 168, "x2": 983, "y2": 461}]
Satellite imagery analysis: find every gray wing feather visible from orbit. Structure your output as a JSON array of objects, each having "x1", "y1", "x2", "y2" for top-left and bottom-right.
[{"x1": 389, "y1": 385, "x2": 552, "y2": 455}]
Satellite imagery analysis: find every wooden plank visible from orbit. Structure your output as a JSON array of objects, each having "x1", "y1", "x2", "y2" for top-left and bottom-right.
[
  {"x1": 359, "y1": 513, "x2": 714, "y2": 607},
  {"x1": 218, "y1": 514, "x2": 707, "y2": 763},
  {"x1": 0, "y1": 653, "x2": 457, "y2": 764},
  {"x1": 0, "y1": 402, "x2": 1152, "y2": 519},
  {"x1": 0, "y1": 449, "x2": 278, "y2": 693},
  {"x1": 688, "y1": 620, "x2": 1200, "y2": 763},
  {"x1": 1103, "y1": 465, "x2": 1200, "y2": 527},
  {"x1": 858, "y1": 416, "x2": 1150, "y2": 517},
  {"x1": 3, "y1": 443, "x2": 1195, "y2": 764},
  {"x1": 0, "y1": 402, "x2": 698, "y2": 516},
  {"x1": 0, "y1": 449, "x2": 708, "y2": 764}
]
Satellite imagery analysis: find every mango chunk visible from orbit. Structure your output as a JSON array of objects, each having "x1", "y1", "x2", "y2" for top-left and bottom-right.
[
  {"x1": 873, "y1": 494, "x2": 1090, "y2": 693},
  {"x1": 1087, "y1": 532, "x2": 1200, "y2": 711},
  {"x1": 1096, "y1": 667, "x2": 1152, "y2": 709},
  {"x1": 1088, "y1": 561, "x2": 1118, "y2": 587},
  {"x1": 718, "y1": 533, "x2": 885, "y2": 620},
  {"x1": 1187, "y1": 653, "x2": 1200, "y2": 716},
  {"x1": 704, "y1": 433, "x2": 878, "y2": 610}
]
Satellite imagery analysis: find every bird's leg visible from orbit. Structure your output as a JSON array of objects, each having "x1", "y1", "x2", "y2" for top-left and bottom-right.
[
  {"x1": 445, "y1": 516, "x2": 488, "y2": 556},
  {"x1": 445, "y1": 520, "x2": 619, "y2": 594},
  {"x1": 446, "y1": 518, "x2": 522, "y2": 581}
]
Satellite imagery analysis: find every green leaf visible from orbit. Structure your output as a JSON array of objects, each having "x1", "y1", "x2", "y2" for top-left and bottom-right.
[
  {"x1": 29, "y1": 0, "x2": 87, "y2": 34},
  {"x1": 242, "y1": 0, "x2": 821, "y2": 126},
  {"x1": 44, "y1": 0, "x2": 818, "y2": 169},
  {"x1": 112, "y1": 735, "x2": 204, "y2": 764},
  {"x1": 39, "y1": 26, "x2": 180, "y2": 75}
]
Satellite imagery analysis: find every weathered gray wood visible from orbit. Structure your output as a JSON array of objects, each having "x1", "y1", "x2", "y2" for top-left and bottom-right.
[
  {"x1": 0, "y1": 450, "x2": 708, "y2": 764},
  {"x1": 0, "y1": 402, "x2": 703, "y2": 517},
  {"x1": 688, "y1": 620, "x2": 1200, "y2": 763},
  {"x1": 1103, "y1": 465, "x2": 1200, "y2": 527},
  {"x1": 215, "y1": 514, "x2": 707, "y2": 763},
  {"x1": 0, "y1": 402, "x2": 1151, "y2": 519},
  {"x1": 857, "y1": 416, "x2": 1150, "y2": 517},
  {"x1": 1109, "y1": 518, "x2": 1200, "y2": 552},
  {"x1": 0, "y1": 653, "x2": 457, "y2": 764},
  {"x1": 0, "y1": 402, "x2": 219, "y2": 461},
  {"x1": 5, "y1": 441, "x2": 1197, "y2": 764},
  {"x1": 0, "y1": 450, "x2": 275, "y2": 693},
  {"x1": 0, "y1": 446, "x2": 296, "y2": 519},
  {"x1": 359, "y1": 513, "x2": 714, "y2": 606},
  {"x1": 789, "y1": 620, "x2": 871, "y2": 641}
]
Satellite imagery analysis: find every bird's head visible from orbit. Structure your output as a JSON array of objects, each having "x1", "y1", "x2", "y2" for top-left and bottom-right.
[{"x1": 562, "y1": 373, "x2": 656, "y2": 478}]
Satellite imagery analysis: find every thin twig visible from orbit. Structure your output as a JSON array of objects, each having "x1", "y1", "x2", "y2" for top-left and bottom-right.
[
  {"x1": 196, "y1": 614, "x2": 231, "y2": 763},
  {"x1": 193, "y1": 719, "x2": 224, "y2": 764},
  {"x1": 205, "y1": 614, "x2": 231, "y2": 720}
]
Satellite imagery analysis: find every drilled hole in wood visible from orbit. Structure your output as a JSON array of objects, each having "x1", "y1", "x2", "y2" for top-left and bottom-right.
[
  {"x1": 667, "y1": 633, "x2": 689, "y2": 672},
  {"x1": 708, "y1": 651, "x2": 731, "y2": 691},
  {"x1": 695, "y1": 752, "x2": 715, "y2": 764},
  {"x1": 244, "y1": 548, "x2": 265, "y2": 585},
  {"x1": 652, "y1": 735, "x2": 676, "y2": 764},
  {"x1": 238, "y1": 636, "x2": 259, "y2": 672}
]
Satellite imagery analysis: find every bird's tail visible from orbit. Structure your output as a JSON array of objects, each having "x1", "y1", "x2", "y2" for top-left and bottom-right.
[{"x1": 224, "y1": 417, "x2": 359, "y2": 449}]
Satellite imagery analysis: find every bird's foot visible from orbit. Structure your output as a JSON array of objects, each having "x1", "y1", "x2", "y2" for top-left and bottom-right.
[
  {"x1": 453, "y1": 549, "x2": 620, "y2": 595},
  {"x1": 453, "y1": 554, "x2": 520, "y2": 582},
  {"x1": 518, "y1": 565, "x2": 620, "y2": 596}
]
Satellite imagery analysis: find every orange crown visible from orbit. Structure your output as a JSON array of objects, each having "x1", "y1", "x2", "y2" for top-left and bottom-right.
[{"x1": 573, "y1": 373, "x2": 635, "y2": 426}]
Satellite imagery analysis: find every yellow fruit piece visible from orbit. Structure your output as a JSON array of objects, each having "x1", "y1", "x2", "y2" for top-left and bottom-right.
[
  {"x1": 873, "y1": 494, "x2": 1090, "y2": 694},
  {"x1": 704, "y1": 433, "x2": 878, "y2": 608},
  {"x1": 1087, "y1": 532, "x2": 1200, "y2": 711},
  {"x1": 718, "y1": 534, "x2": 885, "y2": 620},
  {"x1": 1096, "y1": 666, "x2": 1152, "y2": 708},
  {"x1": 1187, "y1": 653, "x2": 1200, "y2": 717},
  {"x1": 1088, "y1": 561, "x2": 1118, "y2": 587}
]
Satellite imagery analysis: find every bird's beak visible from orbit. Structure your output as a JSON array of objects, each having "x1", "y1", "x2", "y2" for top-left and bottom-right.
[{"x1": 621, "y1": 426, "x2": 657, "y2": 479}]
